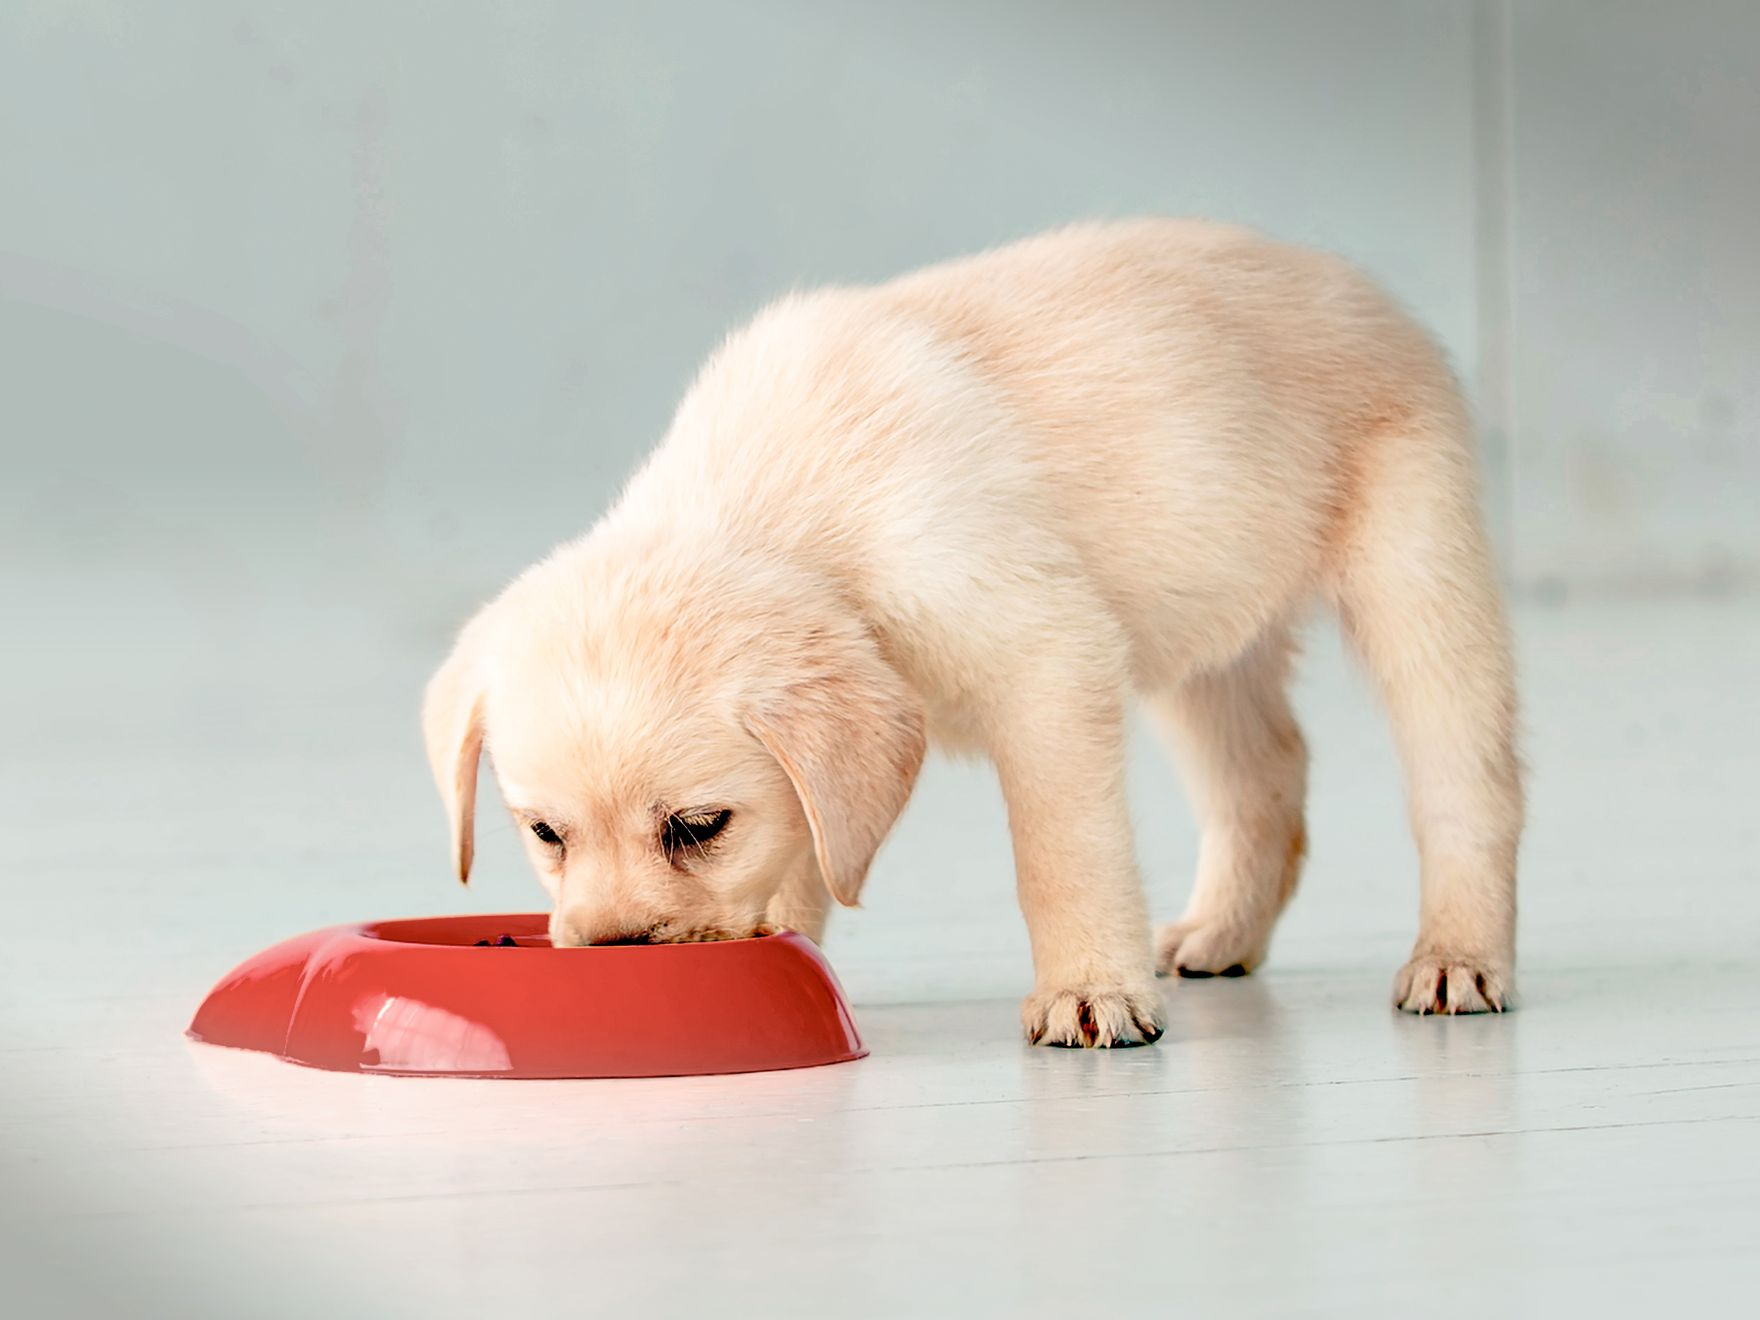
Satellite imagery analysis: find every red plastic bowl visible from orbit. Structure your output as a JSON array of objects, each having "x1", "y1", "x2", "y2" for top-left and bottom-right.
[{"x1": 187, "y1": 913, "x2": 866, "y2": 1078}]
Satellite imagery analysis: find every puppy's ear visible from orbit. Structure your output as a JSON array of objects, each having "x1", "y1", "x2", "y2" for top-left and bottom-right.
[
  {"x1": 422, "y1": 610, "x2": 493, "y2": 885},
  {"x1": 747, "y1": 631, "x2": 925, "y2": 907}
]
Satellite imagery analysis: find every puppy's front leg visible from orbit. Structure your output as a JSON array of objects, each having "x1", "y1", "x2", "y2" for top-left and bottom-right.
[{"x1": 991, "y1": 679, "x2": 1165, "y2": 1047}]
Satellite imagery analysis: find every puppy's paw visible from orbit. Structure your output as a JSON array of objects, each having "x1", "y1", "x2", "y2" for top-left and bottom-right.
[
  {"x1": 1393, "y1": 953, "x2": 1512, "y2": 1014},
  {"x1": 1021, "y1": 982, "x2": 1166, "y2": 1048},
  {"x1": 1154, "y1": 919, "x2": 1266, "y2": 979}
]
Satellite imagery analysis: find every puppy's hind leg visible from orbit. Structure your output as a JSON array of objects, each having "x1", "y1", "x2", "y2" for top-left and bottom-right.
[
  {"x1": 1148, "y1": 626, "x2": 1308, "y2": 978},
  {"x1": 1330, "y1": 411, "x2": 1523, "y2": 1014}
]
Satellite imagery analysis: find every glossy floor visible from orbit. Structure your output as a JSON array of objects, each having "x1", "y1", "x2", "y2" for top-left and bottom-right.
[{"x1": 4, "y1": 585, "x2": 1757, "y2": 1318}]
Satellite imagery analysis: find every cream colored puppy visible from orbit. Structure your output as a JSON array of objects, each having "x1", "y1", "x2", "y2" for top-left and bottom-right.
[{"x1": 424, "y1": 219, "x2": 1522, "y2": 1047}]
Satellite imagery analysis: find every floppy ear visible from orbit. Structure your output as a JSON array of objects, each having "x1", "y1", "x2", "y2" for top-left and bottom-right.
[
  {"x1": 747, "y1": 631, "x2": 926, "y2": 907},
  {"x1": 422, "y1": 610, "x2": 493, "y2": 885}
]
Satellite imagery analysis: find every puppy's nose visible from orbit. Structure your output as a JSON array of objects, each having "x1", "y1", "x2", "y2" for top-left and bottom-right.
[{"x1": 549, "y1": 909, "x2": 654, "y2": 947}]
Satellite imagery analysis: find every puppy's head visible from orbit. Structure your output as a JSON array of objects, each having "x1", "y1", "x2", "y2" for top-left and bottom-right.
[{"x1": 422, "y1": 540, "x2": 924, "y2": 946}]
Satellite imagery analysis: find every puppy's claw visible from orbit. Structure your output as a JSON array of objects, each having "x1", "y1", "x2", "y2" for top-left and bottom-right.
[
  {"x1": 1172, "y1": 962, "x2": 1248, "y2": 979},
  {"x1": 1155, "y1": 919, "x2": 1267, "y2": 978},
  {"x1": 1076, "y1": 1001, "x2": 1099, "y2": 1046},
  {"x1": 1393, "y1": 953, "x2": 1512, "y2": 1015},
  {"x1": 1022, "y1": 983, "x2": 1166, "y2": 1048}
]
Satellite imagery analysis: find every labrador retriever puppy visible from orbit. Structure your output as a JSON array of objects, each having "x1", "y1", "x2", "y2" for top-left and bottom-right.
[{"x1": 424, "y1": 219, "x2": 1522, "y2": 1046}]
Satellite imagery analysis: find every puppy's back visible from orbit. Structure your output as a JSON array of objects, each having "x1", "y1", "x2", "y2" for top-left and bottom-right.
[
  {"x1": 878, "y1": 217, "x2": 1458, "y2": 452},
  {"x1": 627, "y1": 221, "x2": 1471, "y2": 673}
]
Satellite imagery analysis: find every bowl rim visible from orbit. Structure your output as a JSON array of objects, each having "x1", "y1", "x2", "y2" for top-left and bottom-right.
[{"x1": 357, "y1": 912, "x2": 784, "y2": 952}]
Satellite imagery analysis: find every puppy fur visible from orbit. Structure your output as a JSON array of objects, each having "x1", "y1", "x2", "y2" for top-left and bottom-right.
[{"x1": 424, "y1": 219, "x2": 1523, "y2": 1046}]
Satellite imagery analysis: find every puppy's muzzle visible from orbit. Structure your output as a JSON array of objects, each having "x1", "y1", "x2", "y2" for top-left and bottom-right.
[{"x1": 549, "y1": 910, "x2": 657, "y2": 948}]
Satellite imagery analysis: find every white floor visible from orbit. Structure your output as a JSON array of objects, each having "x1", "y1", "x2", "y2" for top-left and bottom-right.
[{"x1": 5, "y1": 580, "x2": 1758, "y2": 1318}]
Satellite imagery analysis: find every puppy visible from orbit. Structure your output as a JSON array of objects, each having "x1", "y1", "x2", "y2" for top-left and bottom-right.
[{"x1": 423, "y1": 219, "x2": 1522, "y2": 1047}]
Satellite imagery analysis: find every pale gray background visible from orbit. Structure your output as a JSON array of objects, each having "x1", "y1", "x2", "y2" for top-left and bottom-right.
[
  {"x1": 4, "y1": 4, "x2": 1757, "y2": 1318},
  {"x1": 8, "y1": 0, "x2": 1755, "y2": 607}
]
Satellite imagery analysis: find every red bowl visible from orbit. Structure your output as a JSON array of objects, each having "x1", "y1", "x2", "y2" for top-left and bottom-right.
[{"x1": 186, "y1": 913, "x2": 866, "y2": 1078}]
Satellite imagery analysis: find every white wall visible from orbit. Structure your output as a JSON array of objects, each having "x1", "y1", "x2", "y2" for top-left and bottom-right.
[
  {"x1": 2, "y1": 0, "x2": 1476, "y2": 610},
  {"x1": 1501, "y1": 0, "x2": 1760, "y2": 592},
  {"x1": 1, "y1": 1, "x2": 1752, "y2": 604}
]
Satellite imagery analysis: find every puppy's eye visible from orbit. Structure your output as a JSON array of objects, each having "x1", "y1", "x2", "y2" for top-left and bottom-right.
[
  {"x1": 530, "y1": 820, "x2": 563, "y2": 847},
  {"x1": 661, "y1": 809, "x2": 731, "y2": 860}
]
